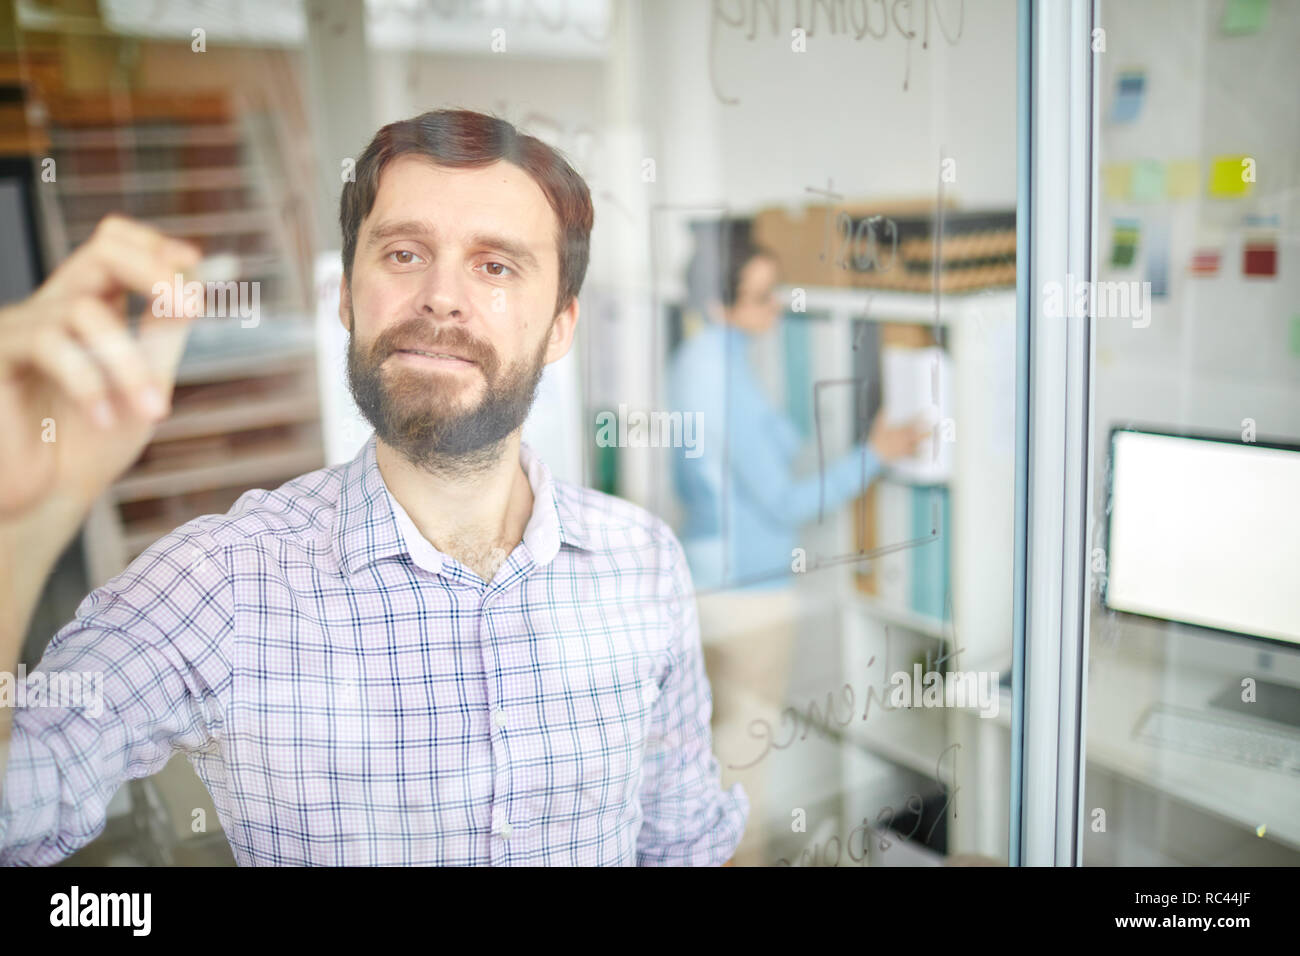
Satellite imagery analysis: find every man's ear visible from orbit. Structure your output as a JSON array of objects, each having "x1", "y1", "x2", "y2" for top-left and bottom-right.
[
  {"x1": 338, "y1": 273, "x2": 352, "y2": 333},
  {"x1": 543, "y1": 295, "x2": 580, "y2": 365}
]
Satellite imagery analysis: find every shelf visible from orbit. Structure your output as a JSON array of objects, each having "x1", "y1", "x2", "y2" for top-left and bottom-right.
[
  {"x1": 786, "y1": 286, "x2": 1013, "y2": 325},
  {"x1": 231, "y1": 253, "x2": 291, "y2": 278},
  {"x1": 67, "y1": 208, "x2": 273, "y2": 243},
  {"x1": 176, "y1": 337, "x2": 315, "y2": 385},
  {"x1": 121, "y1": 518, "x2": 197, "y2": 556},
  {"x1": 55, "y1": 165, "x2": 252, "y2": 196},
  {"x1": 48, "y1": 123, "x2": 243, "y2": 149},
  {"x1": 838, "y1": 701, "x2": 953, "y2": 781},
  {"x1": 150, "y1": 391, "x2": 320, "y2": 442},
  {"x1": 877, "y1": 469, "x2": 950, "y2": 487},
  {"x1": 111, "y1": 445, "x2": 324, "y2": 504},
  {"x1": 854, "y1": 592, "x2": 950, "y2": 641}
]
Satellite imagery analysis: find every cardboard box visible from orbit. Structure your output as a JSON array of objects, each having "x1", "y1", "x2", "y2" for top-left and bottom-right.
[
  {"x1": 753, "y1": 199, "x2": 939, "y2": 290},
  {"x1": 753, "y1": 201, "x2": 1015, "y2": 293}
]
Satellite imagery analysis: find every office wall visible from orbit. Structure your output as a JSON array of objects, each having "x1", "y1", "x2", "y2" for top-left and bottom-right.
[{"x1": 1093, "y1": 0, "x2": 1300, "y2": 456}]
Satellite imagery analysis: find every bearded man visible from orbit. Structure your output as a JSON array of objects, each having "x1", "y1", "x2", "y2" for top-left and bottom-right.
[{"x1": 0, "y1": 109, "x2": 746, "y2": 866}]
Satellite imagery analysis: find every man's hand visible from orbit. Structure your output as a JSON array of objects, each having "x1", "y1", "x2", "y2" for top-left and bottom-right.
[
  {"x1": 0, "y1": 214, "x2": 201, "y2": 520},
  {"x1": 0, "y1": 214, "x2": 203, "y2": 665},
  {"x1": 867, "y1": 409, "x2": 934, "y2": 463}
]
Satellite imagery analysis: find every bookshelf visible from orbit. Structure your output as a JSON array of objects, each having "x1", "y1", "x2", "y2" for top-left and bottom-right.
[
  {"x1": 781, "y1": 285, "x2": 1017, "y2": 861},
  {"x1": 21, "y1": 82, "x2": 322, "y2": 587},
  {"x1": 82, "y1": 329, "x2": 322, "y2": 586}
]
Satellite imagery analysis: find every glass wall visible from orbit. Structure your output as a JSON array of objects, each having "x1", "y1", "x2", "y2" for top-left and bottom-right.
[
  {"x1": 1083, "y1": 0, "x2": 1300, "y2": 865},
  {"x1": 2, "y1": 0, "x2": 1020, "y2": 866}
]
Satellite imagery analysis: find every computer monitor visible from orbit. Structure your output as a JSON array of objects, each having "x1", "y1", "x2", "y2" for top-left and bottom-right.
[{"x1": 1103, "y1": 425, "x2": 1300, "y2": 649}]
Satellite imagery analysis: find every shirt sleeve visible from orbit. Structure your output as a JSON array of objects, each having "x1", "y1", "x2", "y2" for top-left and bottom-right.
[
  {"x1": 679, "y1": 348, "x2": 884, "y2": 531},
  {"x1": 635, "y1": 526, "x2": 749, "y2": 866},
  {"x1": 0, "y1": 524, "x2": 234, "y2": 865},
  {"x1": 727, "y1": 374, "x2": 884, "y2": 527}
]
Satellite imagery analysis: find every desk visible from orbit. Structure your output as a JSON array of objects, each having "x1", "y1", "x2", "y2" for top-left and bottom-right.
[
  {"x1": 841, "y1": 579, "x2": 1300, "y2": 860},
  {"x1": 1079, "y1": 648, "x2": 1299, "y2": 852},
  {"x1": 954, "y1": 646, "x2": 1300, "y2": 854}
]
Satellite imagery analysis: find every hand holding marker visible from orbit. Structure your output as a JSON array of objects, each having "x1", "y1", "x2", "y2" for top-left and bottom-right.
[{"x1": 0, "y1": 215, "x2": 238, "y2": 519}]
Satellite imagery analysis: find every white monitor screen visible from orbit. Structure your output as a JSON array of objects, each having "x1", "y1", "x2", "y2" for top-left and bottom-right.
[{"x1": 1105, "y1": 429, "x2": 1300, "y2": 646}]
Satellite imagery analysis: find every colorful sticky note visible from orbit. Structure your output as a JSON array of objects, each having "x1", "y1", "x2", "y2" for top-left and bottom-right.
[
  {"x1": 1244, "y1": 213, "x2": 1280, "y2": 229},
  {"x1": 1111, "y1": 70, "x2": 1145, "y2": 123},
  {"x1": 1189, "y1": 248, "x2": 1221, "y2": 277},
  {"x1": 1166, "y1": 160, "x2": 1199, "y2": 199},
  {"x1": 1210, "y1": 155, "x2": 1254, "y2": 197},
  {"x1": 1110, "y1": 219, "x2": 1140, "y2": 268},
  {"x1": 1102, "y1": 162, "x2": 1133, "y2": 200},
  {"x1": 1243, "y1": 240, "x2": 1277, "y2": 277},
  {"x1": 1131, "y1": 160, "x2": 1165, "y2": 202},
  {"x1": 1223, "y1": 0, "x2": 1268, "y2": 35}
]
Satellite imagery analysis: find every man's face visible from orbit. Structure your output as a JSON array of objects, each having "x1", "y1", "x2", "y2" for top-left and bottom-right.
[
  {"x1": 729, "y1": 255, "x2": 782, "y2": 333},
  {"x1": 342, "y1": 154, "x2": 577, "y2": 473}
]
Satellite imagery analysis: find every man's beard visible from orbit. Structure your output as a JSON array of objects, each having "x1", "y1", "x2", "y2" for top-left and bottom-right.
[{"x1": 345, "y1": 304, "x2": 550, "y2": 479}]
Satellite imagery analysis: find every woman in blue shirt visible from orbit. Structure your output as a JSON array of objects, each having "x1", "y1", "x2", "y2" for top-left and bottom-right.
[
  {"x1": 669, "y1": 231, "x2": 929, "y2": 594},
  {"x1": 668, "y1": 225, "x2": 929, "y2": 864}
]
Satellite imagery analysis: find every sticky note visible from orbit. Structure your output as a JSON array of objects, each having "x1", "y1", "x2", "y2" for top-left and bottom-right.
[
  {"x1": 1243, "y1": 240, "x2": 1277, "y2": 277},
  {"x1": 1189, "y1": 249, "x2": 1221, "y2": 276},
  {"x1": 1110, "y1": 219, "x2": 1140, "y2": 268},
  {"x1": 1244, "y1": 213, "x2": 1280, "y2": 229},
  {"x1": 1131, "y1": 160, "x2": 1165, "y2": 202},
  {"x1": 1166, "y1": 160, "x2": 1199, "y2": 198},
  {"x1": 1111, "y1": 70, "x2": 1145, "y2": 123},
  {"x1": 1210, "y1": 155, "x2": 1254, "y2": 197},
  {"x1": 1223, "y1": 0, "x2": 1268, "y2": 35},
  {"x1": 1102, "y1": 163, "x2": 1133, "y2": 199}
]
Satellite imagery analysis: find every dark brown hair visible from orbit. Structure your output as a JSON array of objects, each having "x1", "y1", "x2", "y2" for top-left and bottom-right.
[
  {"x1": 340, "y1": 108, "x2": 594, "y2": 317},
  {"x1": 684, "y1": 217, "x2": 776, "y2": 311}
]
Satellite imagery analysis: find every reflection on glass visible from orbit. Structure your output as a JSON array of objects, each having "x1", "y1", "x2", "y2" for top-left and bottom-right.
[{"x1": 1086, "y1": 0, "x2": 1300, "y2": 866}]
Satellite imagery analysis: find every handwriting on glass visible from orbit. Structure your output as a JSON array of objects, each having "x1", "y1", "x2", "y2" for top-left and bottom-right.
[
  {"x1": 727, "y1": 628, "x2": 964, "y2": 771},
  {"x1": 775, "y1": 742, "x2": 960, "y2": 866},
  {"x1": 710, "y1": 0, "x2": 965, "y2": 101}
]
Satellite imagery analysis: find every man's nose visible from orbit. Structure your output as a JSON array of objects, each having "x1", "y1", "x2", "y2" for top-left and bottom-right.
[{"x1": 416, "y1": 257, "x2": 472, "y2": 319}]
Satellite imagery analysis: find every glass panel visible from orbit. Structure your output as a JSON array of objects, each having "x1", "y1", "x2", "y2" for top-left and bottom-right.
[
  {"x1": 1086, "y1": 0, "x2": 1300, "y2": 865},
  {"x1": 1, "y1": 0, "x2": 1022, "y2": 867}
]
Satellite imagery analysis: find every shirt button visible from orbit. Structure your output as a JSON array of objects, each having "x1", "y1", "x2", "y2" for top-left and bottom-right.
[
  {"x1": 492, "y1": 708, "x2": 508, "y2": 729},
  {"x1": 500, "y1": 822, "x2": 513, "y2": 839}
]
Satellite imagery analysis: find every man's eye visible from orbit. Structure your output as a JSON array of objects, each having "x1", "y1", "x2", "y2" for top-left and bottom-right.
[
  {"x1": 481, "y1": 261, "x2": 513, "y2": 278},
  {"x1": 388, "y1": 250, "x2": 423, "y2": 265}
]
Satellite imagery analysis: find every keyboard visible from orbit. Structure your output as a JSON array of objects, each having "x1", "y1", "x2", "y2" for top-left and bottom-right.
[{"x1": 1134, "y1": 705, "x2": 1300, "y2": 775}]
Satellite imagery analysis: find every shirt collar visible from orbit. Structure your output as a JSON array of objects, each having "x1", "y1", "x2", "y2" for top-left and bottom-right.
[{"x1": 334, "y1": 434, "x2": 592, "y2": 577}]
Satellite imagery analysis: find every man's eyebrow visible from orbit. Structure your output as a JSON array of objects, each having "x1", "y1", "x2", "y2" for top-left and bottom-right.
[
  {"x1": 365, "y1": 219, "x2": 540, "y2": 270},
  {"x1": 365, "y1": 219, "x2": 433, "y2": 246},
  {"x1": 468, "y1": 232, "x2": 540, "y2": 271}
]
